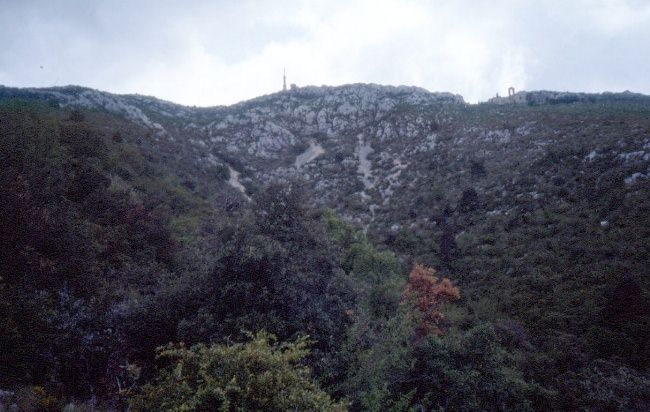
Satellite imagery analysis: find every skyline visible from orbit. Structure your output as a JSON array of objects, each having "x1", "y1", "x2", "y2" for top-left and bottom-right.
[{"x1": 1, "y1": 0, "x2": 649, "y2": 106}]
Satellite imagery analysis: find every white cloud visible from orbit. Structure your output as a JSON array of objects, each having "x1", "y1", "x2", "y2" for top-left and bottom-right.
[
  {"x1": 583, "y1": 0, "x2": 650, "y2": 33},
  {"x1": 0, "y1": 0, "x2": 648, "y2": 105}
]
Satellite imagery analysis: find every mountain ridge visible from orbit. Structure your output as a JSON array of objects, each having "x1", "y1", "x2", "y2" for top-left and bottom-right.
[
  {"x1": 5, "y1": 83, "x2": 650, "y2": 113},
  {"x1": 3, "y1": 83, "x2": 649, "y2": 233}
]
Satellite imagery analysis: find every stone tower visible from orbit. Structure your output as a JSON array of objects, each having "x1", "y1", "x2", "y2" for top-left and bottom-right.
[{"x1": 283, "y1": 68, "x2": 287, "y2": 92}]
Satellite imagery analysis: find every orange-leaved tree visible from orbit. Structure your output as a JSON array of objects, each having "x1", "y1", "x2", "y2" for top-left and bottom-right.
[{"x1": 403, "y1": 263, "x2": 460, "y2": 337}]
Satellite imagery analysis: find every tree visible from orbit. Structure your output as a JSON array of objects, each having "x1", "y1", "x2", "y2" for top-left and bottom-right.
[
  {"x1": 130, "y1": 332, "x2": 347, "y2": 411},
  {"x1": 408, "y1": 325, "x2": 550, "y2": 411},
  {"x1": 458, "y1": 187, "x2": 480, "y2": 212},
  {"x1": 403, "y1": 264, "x2": 460, "y2": 337},
  {"x1": 205, "y1": 183, "x2": 353, "y2": 354}
]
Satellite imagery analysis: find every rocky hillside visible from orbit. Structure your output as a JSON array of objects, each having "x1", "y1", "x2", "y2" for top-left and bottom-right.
[
  {"x1": 2, "y1": 84, "x2": 649, "y2": 232},
  {"x1": 2, "y1": 83, "x2": 650, "y2": 410}
]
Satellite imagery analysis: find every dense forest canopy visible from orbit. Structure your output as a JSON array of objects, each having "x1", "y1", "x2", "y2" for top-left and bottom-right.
[{"x1": 1, "y1": 87, "x2": 650, "y2": 411}]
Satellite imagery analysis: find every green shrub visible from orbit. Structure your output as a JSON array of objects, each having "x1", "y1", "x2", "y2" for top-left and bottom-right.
[{"x1": 131, "y1": 332, "x2": 347, "y2": 411}]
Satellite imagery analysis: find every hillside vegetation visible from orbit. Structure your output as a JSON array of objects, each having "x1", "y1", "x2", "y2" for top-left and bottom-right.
[{"x1": 1, "y1": 85, "x2": 649, "y2": 411}]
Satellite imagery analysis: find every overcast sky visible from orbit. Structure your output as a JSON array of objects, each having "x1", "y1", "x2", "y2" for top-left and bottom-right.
[{"x1": 1, "y1": 0, "x2": 649, "y2": 106}]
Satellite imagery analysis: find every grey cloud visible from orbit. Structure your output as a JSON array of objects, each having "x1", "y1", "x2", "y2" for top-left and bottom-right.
[{"x1": 0, "y1": 0, "x2": 648, "y2": 105}]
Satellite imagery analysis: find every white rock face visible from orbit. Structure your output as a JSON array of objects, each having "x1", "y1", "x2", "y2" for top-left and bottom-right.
[
  {"x1": 355, "y1": 134, "x2": 375, "y2": 189},
  {"x1": 482, "y1": 129, "x2": 512, "y2": 144},
  {"x1": 13, "y1": 83, "x2": 649, "y2": 231},
  {"x1": 618, "y1": 151, "x2": 650, "y2": 164},
  {"x1": 585, "y1": 150, "x2": 599, "y2": 162},
  {"x1": 44, "y1": 88, "x2": 168, "y2": 135},
  {"x1": 295, "y1": 141, "x2": 325, "y2": 169},
  {"x1": 380, "y1": 158, "x2": 407, "y2": 204},
  {"x1": 227, "y1": 166, "x2": 251, "y2": 201}
]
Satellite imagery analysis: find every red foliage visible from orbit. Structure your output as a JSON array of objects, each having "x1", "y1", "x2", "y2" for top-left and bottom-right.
[{"x1": 403, "y1": 263, "x2": 460, "y2": 337}]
